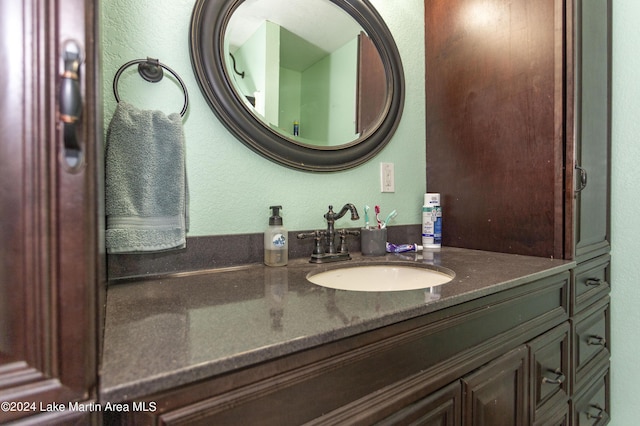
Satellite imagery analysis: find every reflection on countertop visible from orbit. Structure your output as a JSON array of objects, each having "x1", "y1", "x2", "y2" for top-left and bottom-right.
[{"x1": 100, "y1": 247, "x2": 573, "y2": 403}]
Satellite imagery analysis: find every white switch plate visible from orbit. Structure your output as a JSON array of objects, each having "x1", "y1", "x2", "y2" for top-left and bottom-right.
[{"x1": 380, "y1": 162, "x2": 395, "y2": 192}]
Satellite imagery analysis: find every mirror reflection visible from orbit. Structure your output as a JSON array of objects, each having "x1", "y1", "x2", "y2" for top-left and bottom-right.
[{"x1": 224, "y1": 0, "x2": 387, "y2": 147}]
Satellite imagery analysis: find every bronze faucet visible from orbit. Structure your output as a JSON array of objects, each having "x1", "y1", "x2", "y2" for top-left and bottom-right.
[{"x1": 298, "y1": 204, "x2": 360, "y2": 263}]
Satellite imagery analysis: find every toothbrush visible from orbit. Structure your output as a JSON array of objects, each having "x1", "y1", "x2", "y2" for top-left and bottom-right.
[
  {"x1": 381, "y1": 210, "x2": 397, "y2": 229},
  {"x1": 364, "y1": 205, "x2": 370, "y2": 229},
  {"x1": 375, "y1": 205, "x2": 382, "y2": 229}
]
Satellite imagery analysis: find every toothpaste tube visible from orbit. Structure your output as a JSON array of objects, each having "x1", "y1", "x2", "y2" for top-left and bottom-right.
[{"x1": 386, "y1": 242, "x2": 423, "y2": 253}]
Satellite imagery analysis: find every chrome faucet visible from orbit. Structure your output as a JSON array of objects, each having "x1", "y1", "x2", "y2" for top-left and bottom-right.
[{"x1": 298, "y1": 204, "x2": 360, "y2": 263}]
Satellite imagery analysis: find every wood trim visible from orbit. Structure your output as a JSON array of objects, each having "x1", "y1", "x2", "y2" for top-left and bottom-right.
[
  {"x1": 1, "y1": 0, "x2": 56, "y2": 382},
  {"x1": 554, "y1": 0, "x2": 568, "y2": 260},
  {"x1": 55, "y1": 0, "x2": 101, "y2": 393},
  {"x1": 564, "y1": 0, "x2": 576, "y2": 260}
]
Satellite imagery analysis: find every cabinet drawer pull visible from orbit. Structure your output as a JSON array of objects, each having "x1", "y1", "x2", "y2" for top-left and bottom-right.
[
  {"x1": 587, "y1": 335, "x2": 606, "y2": 346},
  {"x1": 541, "y1": 368, "x2": 565, "y2": 385},
  {"x1": 586, "y1": 403, "x2": 604, "y2": 420},
  {"x1": 585, "y1": 278, "x2": 602, "y2": 286},
  {"x1": 575, "y1": 165, "x2": 588, "y2": 193},
  {"x1": 59, "y1": 40, "x2": 84, "y2": 168}
]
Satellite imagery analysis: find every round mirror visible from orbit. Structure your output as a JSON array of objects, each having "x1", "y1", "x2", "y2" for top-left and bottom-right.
[{"x1": 190, "y1": 0, "x2": 404, "y2": 171}]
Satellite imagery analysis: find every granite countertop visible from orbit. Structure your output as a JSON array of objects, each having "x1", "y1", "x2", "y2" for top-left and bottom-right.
[{"x1": 100, "y1": 247, "x2": 574, "y2": 403}]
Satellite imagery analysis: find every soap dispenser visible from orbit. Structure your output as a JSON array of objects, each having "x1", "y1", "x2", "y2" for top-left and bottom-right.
[{"x1": 264, "y1": 205, "x2": 288, "y2": 267}]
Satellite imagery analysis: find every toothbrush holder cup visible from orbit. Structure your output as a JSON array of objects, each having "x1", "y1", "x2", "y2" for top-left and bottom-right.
[{"x1": 360, "y1": 228, "x2": 387, "y2": 256}]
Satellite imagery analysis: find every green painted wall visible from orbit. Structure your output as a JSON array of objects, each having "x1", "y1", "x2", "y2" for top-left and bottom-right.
[
  {"x1": 102, "y1": 0, "x2": 426, "y2": 237},
  {"x1": 327, "y1": 37, "x2": 359, "y2": 145},
  {"x1": 263, "y1": 21, "x2": 281, "y2": 125},
  {"x1": 230, "y1": 22, "x2": 265, "y2": 114},
  {"x1": 232, "y1": 21, "x2": 281, "y2": 124},
  {"x1": 278, "y1": 67, "x2": 301, "y2": 136},
  {"x1": 297, "y1": 36, "x2": 358, "y2": 144},
  {"x1": 610, "y1": 1, "x2": 640, "y2": 424},
  {"x1": 300, "y1": 53, "x2": 330, "y2": 141}
]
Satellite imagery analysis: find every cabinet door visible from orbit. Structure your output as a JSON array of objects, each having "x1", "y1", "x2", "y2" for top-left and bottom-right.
[
  {"x1": 0, "y1": 0, "x2": 101, "y2": 423},
  {"x1": 571, "y1": 0, "x2": 612, "y2": 262},
  {"x1": 425, "y1": 0, "x2": 566, "y2": 258},
  {"x1": 528, "y1": 323, "x2": 570, "y2": 423},
  {"x1": 462, "y1": 346, "x2": 528, "y2": 426}
]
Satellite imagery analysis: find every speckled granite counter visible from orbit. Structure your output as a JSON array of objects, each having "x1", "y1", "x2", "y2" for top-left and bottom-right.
[{"x1": 100, "y1": 247, "x2": 573, "y2": 403}]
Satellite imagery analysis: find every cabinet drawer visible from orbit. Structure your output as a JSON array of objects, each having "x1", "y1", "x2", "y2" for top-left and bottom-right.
[
  {"x1": 528, "y1": 322, "x2": 570, "y2": 423},
  {"x1": 534, "y1": 403, "x2": 569, "y2": 426},
  {"x1": 572, "y1": 365, "x2": 610, "y2": 426},
  {"x1": 376, "y1": 381, "x2": 461, "y2": 426},
  {"x1": 572, "y1": 297, "x2": 610, "y2": 390},
  {"x1": 572, "y1": 255, "x2": 610, "y2": 315}
]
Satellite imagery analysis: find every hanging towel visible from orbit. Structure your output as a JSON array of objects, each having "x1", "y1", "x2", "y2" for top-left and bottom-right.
[{"x1": 105, "y1": 101, "x2": 188, "y2": 253}]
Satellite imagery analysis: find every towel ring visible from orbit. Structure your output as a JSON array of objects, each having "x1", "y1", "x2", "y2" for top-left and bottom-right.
[{"x1": 113, "y1": 58, "x2": 189, "y2": 117}]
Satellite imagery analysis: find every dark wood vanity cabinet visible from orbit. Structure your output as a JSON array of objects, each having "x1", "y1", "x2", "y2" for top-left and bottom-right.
[
  {"x1": 376, "y1": 323, "x2": 571, "y2": 426},
  {"x1": 0, "y1": 0, "x2": 102, "y2": 424},
  {"x1": 379, "y1": 345, "x2": 532, "y2": 426},
  {"x1": 425, "y1": 0, "x2": 612, "y2": 423},
  {"x1": 571, "y1": 0, "x2": 612, "y2": 265},
  {"x1": 570, "y1": 256, "x2": 611, "y2": 424},
  {"x1": 112, "y1": 272, "x2": 571, "y2": 425},
  {"x1": 425, "y1": 0, "x2": 611, "y2": 264}
]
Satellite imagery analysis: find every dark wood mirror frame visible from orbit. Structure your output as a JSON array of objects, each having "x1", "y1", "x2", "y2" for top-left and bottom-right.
[{"x1": 189, "y1": 0, "x2": 405, "y2": 172}]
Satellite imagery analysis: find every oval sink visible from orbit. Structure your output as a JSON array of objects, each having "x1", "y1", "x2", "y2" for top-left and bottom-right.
[{"x1": 306, "y1": 263, "x2": 454, "y2": 292}]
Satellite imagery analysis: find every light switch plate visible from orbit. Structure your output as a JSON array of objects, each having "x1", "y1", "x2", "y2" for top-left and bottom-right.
[{"x1": 380, "y1": 162, "x2": 395, "y2": 192}]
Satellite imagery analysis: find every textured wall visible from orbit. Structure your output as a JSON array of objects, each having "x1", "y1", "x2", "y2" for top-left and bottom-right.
[
  {"x1": 611, "y1": 1, "x2": 640, "y2": 424},
  {"x1": 101, "y1": 0, "x2": 426, "y2": 237}
]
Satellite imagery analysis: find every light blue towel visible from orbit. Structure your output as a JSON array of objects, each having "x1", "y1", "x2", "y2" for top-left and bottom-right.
[{"x1": 105, "y1": 101, "x2": 188, "y2": 253}]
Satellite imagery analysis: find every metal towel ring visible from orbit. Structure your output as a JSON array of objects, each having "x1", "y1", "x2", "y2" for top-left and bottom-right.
[{"x1": 113, "y1": 58, "x2": 189, "y2": 117}]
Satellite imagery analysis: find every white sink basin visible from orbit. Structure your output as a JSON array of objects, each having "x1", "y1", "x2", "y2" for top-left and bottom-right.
[{"x1": 306, "y1": 263, "x2": 454, "y2": 292}]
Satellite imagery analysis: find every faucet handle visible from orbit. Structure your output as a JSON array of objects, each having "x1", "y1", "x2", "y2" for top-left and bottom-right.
[
  {"x1": 337, "y1": 229, "x2": 360, "y2": 254},
  {"x1": 297, "y1": 231, "x2": 318, "y2": 239},
  {"x1": 297, "y1": 230, "x2": 326, "y2": 255}
]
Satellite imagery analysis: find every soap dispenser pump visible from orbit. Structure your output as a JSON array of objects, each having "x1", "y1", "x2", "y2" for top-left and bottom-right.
[{"x1": 264, "y1": 205, "x2": 288, "y2": 267}]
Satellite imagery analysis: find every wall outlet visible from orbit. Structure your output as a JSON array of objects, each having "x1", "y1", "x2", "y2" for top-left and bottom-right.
[{"x1": 380, "y1": 162, "x2": 395, "y2": 192}]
